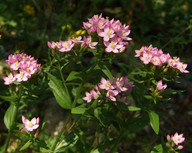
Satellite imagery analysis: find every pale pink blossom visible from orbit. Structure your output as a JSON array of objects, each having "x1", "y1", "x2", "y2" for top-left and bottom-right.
[
  {"x1": 114, "y1": 77, "x2": 128, "y2": 92},
  {"x1": 172, "y1": 133, "x2": 185, "y2": 145},
  {"x1": 22, "y1": 116, "x2": 39, "y2": 132},
  {"x1": 90, "y1": 89, "x2": 100, "y2": 99},
  {"x1": 82, "y1": 92, "x2": 92, "y2": 103},
  {"x1": 157, "y1": 80, "x2": 167, "y2": 91},
  {"x1": 151, "y1": 56, "x2": 162, "y2": 66},
  {"x1": 14, "y1": 71, "x2": 30, "y2": 82},
  {"x1": 105, "y1": 41, "x2": 123, "y2": 53},
  {"x1": 159, "y1": 53, "x2": 171, "y2": 64},
  {"x1": 98, "y1": 27, "x2": 115, "y2": 42},
  {"x1": 9, "y1": 61, "x2": 20, "y2": 71},
  {"x1": 99, "y1": 77, "x2": 115, "y2": 90},
  {"x1": 176, "y1": 62, "x2": 189, "y2": 73},
  {"x1": 3, "y1": 73, "x2": 15, "y2": 85},
  {"x1": 168, "y1": 57, "x2": 179, "y2": 68},
  {"x1": 3, "y1": 53, "x2": 41, "y2": 85},
  {"x1": 106, "y1": 89, "x2": 119, "y2": 101},
  {"x1": 72, "y1": 36, "x2": 83, "y2": 44},
  {"x1": 81, "y1": 36, "x2": 98, "y2": 49},
  {"x1": 47, "y1": 41, "x2": 61, "y2": 49},
  {"x1": 59, "y1": 38, "x2": 75, "y2": 52},
  {"x1": 140, "y1": 52, "x2": 153, "y2": 64}
]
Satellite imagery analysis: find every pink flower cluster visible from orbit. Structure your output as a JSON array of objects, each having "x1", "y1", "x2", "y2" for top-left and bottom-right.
[
  {"x1": 83, "y1": 14, "x2": 132, "y2": 53},
  {"x1": 48, "y1": 36, "x2": 98, "y2": 52},
  {"x1": 21, "y1": 116, "x2": 40, "y2": 138},
  {"x1": 83, "y1": 76, "x2": 134, "y2": 104},
  {"x1": 135, "y1": 45, "x2": 189, "y2": 73},
  {"x1": 166, "y1": 133, "x2": 185, "y2": 150},
  {"x1": 3, "y1": 53, "x2": 41, "y2": 85}
]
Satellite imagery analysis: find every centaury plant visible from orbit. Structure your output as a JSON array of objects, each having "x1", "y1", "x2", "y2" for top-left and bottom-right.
[{"x1": 1, "y1": 13, "x2": 189, "y2": 153}]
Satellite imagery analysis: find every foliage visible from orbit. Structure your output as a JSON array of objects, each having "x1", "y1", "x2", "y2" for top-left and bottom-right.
[{"x1": 0, "y1": 0, "x2": 191, "y2": 153}]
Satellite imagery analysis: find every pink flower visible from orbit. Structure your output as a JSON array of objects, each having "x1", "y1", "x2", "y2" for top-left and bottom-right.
[
  {"x1": 14, "y1": 71, "x2": 30, "y2": 82},
  {"x1": 72, "y1": 36, "x2": 83, "y2": 44},
  {"x1": 81, "y1": 36, "x2": 98, "y2": 49},
  {"x1": 47, "y1": 41, "x2": 61, "y2": 49},
  {"x1": 151, "y1": 56, "x2": 161, "y2": 66},
  {"x1": 6, "y1": 54, "x2": 18, "y2": 66},
  {"x1": 90, "y1": 89, "x2": 100, "y2": 99},
  {"x1": 159, "y1": 53, "x2": 171, "y2": 64},
  {"x1": 34, "y1": 132, "x2": 39, "y2": 138},
  {"x1": 172, "y1": 133, "x2": 185, "y2": 145},
  {"x1": 114, "y1": 77, "x2": 128, "y2": 92},
  {"x1": 157, "y1": 80, "x2": 167, "y2": 91},
  {"x1": 168, "y1": 57, "x2": 180, "y2": 68},
  {"x1": 98, "y1": 27, "x2": 115, "y2": 42},
  {"x1": 3, "y1": 53, "x2": 41, "y2": 85},
  {"x1": 59, "y1": 38, "x2": 75, "y2": 52},
  {"x1": 3, "y1": 73, "x2": 16, "y2": 85},
  {"x1": 105, "y1": 41, "x2": 123, "y2": 53},
  {"x1": 176, "y1": 62, "x2": 189, "y2": 73},
  {"x1": 99, "y1": 77, "x2": 115, "y2": 90},
  {"x1": 178, "y1": 145, "x2": 183, "y2": 150},
  {"x1": 106, "y1": 89, "x2": 119, "y2": 101},
  {"x1": 140, "y1": 52, "x2": 153, "y2": 64},
  {"x1": 22, "y1": 116, "x2": 39, "y2": 132},
  {"x1": 9, "y1": 61, "x2": 20, "y2": 71},
  {"x1": 82, "y1": 92, "x2": 92, "y2": 103},
  {"x1": 167, "y1": 134, "x2": 171, "y2": 141},
  {"x1": 117, "y1": 24, "x2": 131, "y2": 41}
]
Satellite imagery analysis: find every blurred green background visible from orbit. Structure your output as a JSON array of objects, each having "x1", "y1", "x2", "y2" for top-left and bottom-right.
[{"x1": 0, "y1": 0, "x2": 192, "y2": 152}]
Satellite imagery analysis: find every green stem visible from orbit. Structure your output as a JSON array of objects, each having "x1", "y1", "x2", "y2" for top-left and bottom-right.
[
  {"x1": 162, "y1": 24, "x2": 191, "y2": 49},
  {"x1": 50, "y1": 77, "x2": 85, "y2": 152},
  {"x1": 50, "y1": 52, "x2": 102, "y2": 151},
  {"x1": 110, "y1": 130, "x2": 124, "y2": 152},
  {"x1": 4, "y1": 86, "x2": 23, "y2": 153},
  {"x1": 50, "y1": 113, "x2": 72, "y2": 152},
  {"x1": 58, "y1": 62, "x2": 70, "y2": 97}
]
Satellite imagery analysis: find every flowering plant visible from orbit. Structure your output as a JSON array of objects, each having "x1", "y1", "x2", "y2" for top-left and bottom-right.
[{"x1": 1, "y1": 14, "x2": 189, "y2": 153}]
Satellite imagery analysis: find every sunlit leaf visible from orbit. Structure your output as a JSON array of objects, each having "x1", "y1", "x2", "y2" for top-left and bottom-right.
[
  {"x1": 4, "y1": 104, "x2": 16, "y2": 130},
  {"x1": 148, "y1": 111, "x2": 159, "y2": 135},
  {"x1": 20, "y1": 140, "x2": 32, "y2": 151},
  {"x1": 48, "y1": 73, "x2": 71, "y2": 109}
]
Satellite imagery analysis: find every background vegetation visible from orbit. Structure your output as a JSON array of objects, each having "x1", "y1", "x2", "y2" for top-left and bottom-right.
[{"x1": 0, "y1": 0, "x2": 192, "y2": 152}]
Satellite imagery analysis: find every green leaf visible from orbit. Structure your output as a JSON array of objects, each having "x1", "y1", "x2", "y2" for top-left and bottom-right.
[
  {"x1": 128, "y1": 106, "x2": 141, "y2": 111},
  {"x1": 90, "y1": 139, "x2": 116, "y2": 153},
  {"x1": 55, "y1": 133, "x2": 78, "y2": 152},
  {"x1": 148, "y1": 111, "x2": 159, "y2": 135},
  {"x1": 0, "y1": 95, "x2": 18, "y2": 103},
  {"x1": 151, "y1": 144, "x2": 163, "y2": 153},
  {"x1": 4, "y1": 104, "x2": 16, "y2": 130},
  {"x1": 144, "y1": 95, "x2": 153, "y2": 100},
  {"x1": 117, "y1": 102, "x2": 141, "y2": 111},
  {"x1": 66, "y1": 71, "x2": 82, "y2": 82},
  {"x1": 98, "y1": 63, "x2": 114, "y2": 82},
  {"x1": 40, "y1": 148, "x2": 53, "y2": 153},
  {"x1": 20, "y1": 140, "x2": 32, "y2": 151},
  {"x1": 48, "y1": 73, "x2": 71, "y2": 109},
  {"x1": 71, "y1": 107, "x2": 87, "y2": 114},
  {"x1": 90, "y1": 149, "x2": 100, "y2": 153}
]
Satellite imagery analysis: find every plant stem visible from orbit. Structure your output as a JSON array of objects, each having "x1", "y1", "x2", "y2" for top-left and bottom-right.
[
  {"x1": 4, "y1": 86, "x2": 23, "y2": 153},
  {"x1": 50, "y1": 113, "x2": 72, "y2": 152},
  {"x1": 58, "y1": 62, "x2": 70, "y2": 98},
  {"x1": 162, "y1": 25, "x2": 191, "y2": 49},
  {"x1": 50, "y1": 78, "x2": 85, "y2": 152},
  {"x1": 110, "y1": 130, "x2": 124, "y2": 152},
  {"x1": 50, "y1": 54, "x2": 101, "y2": 151}
]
